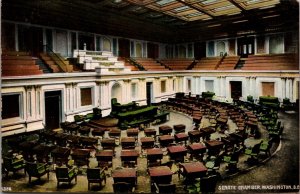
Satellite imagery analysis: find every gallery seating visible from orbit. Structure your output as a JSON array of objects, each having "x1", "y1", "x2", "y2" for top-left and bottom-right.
[{"x1": 242, "y1": 54, "x2": 299, "y2": 70}]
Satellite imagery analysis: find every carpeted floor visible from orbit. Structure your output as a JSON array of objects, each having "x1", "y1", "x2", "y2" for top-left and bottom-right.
[{"x1": 2, "y1": 110, "x2": 299, "y2": 193}]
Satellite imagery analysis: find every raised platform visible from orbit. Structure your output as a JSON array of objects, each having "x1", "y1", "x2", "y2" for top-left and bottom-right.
[{"x1": 89, "y1": 117, "x2": 118, "y2": 128}]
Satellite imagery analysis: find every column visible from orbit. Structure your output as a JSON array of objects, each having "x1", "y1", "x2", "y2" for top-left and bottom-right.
[
  {"x1": 288, "y1": 78, "x2": 293, "y2": 100},
  {"x1": 285, "y1": 78, "x2": 290, "y2": 99},
  {"x1": 138, "y1": 78, "x2": 146, "y2": 104},
  {"x1": 35, "y1": 85, "x2": 42, "y2": 119},
  {"x1": 245, "y1": 77, "x2": 251, "y2": 99},
  {"x1": 25, "y1": 86, "x2": 34, "y2": 120},
  {"x1": 154, "y1": 77, "x2": 160, "y2": 102},
  {"x1": 96, "y1": 81, "x2": 101, "y2": 108},
  {"x1": 72, "y1": 83, "x2": 78, "y2": 109},
  {"x1": 281, "y1": 78, "x2": 286, "y2": 99},
  {"x1": 123, "y1": 79, "x2": 131, "y2": 104},
  {"x1": 252, "y1": 77, "x2": 257, "y2": 99},
  {"x1": 99, "y1": 81, "x2": 109, "y2": 109},
  {"x1": 177, "y1": 76, "x2": 184, "y2": 92}
]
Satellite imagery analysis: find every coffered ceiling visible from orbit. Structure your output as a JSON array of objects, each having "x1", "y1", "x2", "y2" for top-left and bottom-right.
[{"x1": 2, "y1": 0, "x2": 299, "y2": 43}]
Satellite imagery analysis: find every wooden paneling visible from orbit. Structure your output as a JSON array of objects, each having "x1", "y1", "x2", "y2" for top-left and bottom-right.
[{"x1": 262, "y1": 82, "x2": 275, "y2": 97}]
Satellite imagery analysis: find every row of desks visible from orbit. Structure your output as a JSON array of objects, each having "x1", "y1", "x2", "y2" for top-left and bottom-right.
[{"x1": 112, "y1": 161, "x2": 208, "y2": 186}]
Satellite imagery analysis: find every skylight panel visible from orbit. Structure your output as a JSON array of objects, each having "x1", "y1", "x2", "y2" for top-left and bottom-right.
[
  {"x1": 214, "y1": 4, "x2": 235, "y2": 11},
  {"x1": 186, "y1": 12, "x2": 203, "y2": 17},
  {"x1": 156, "y1": 0, "x2": 176, "y2": 6},
  {"x1": 174, "y1": 6, "x2": 190, "y2": 12},
  {"x1": 246, "y1": 0, "x2": 264, "y2": 5},
  {"x1": 201, "y1": 0, "x2": 218, "y2": 5}
]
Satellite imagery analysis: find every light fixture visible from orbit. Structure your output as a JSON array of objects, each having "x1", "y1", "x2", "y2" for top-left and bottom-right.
[
  {"x1": 232, "y1": 19, "x2": 248, "y2": 24},
  {"x1": 262, "y1": 14, "x2": 280, "y2": 19},
  {"x1": 207, "y1": 24, "x2": 221, "y2": 28},
  {"x1": 259, "y1": 5, "x2": 276, "y2": 9}
]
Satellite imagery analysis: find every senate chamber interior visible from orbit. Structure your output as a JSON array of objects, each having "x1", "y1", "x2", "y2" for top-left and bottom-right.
[{"x1": 1, "y1": 0, "x2": 299, "y2": 193}]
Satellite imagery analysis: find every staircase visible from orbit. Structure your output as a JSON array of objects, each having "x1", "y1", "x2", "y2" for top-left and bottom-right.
[
  {"x1": 40, "y1": 53, "x2": 63, "y2": 73},
  {"x1": 40, "y1": 45, "x2": 74, "y2": 73},
  {"x1": 36, "y1": 58, "x2": 53, "y2": 73},
  {"x1": 235, "y1": 58, "x2": 246, "y2": 69},
  {"x1": 74, "y1": 50, "x2": 131, "y2": 73}
]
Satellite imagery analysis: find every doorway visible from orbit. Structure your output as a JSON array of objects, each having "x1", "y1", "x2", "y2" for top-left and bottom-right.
[
  {"x1": 147, "y1": 43, "x2": 159, "y2": 59},
  {"x1": 230, "y1": 81, "x2": 242, "y2": 100},
  {"x1": 44, "y1": 91, "x2": 62, "y2": 130},
  {"x1": 146, "y1": 82, "x2": 153, "y2": 106},
  {"x1": 237, "y1": 37, "x2": 254, "y2": 58},
  {"x1": 18, "y1": 26, "x2": 43, "y2": 56},
  {"x1": 194, "y1": 42, "x2": 206, "y2": 59},
  {"x1": 118, "y1": 38, "x2": 130, "y2": 58},
  {"x1": 78, "y1": 34, "x2": 94, "y2": 50}
]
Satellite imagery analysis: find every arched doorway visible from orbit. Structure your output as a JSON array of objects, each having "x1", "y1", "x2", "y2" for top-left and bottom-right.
[
  {"x1": 111, "y1": 82, "x2": 122, "y2": 103},
  {"x1": 103, "y1": 37, "x2": 111, "y2": 52},
  {"x1": 136, "y1": 43, "x2": 142, "y2": 57},
  {"x1": 216, "y1": 41, "x2": 226, "y2": 56}
]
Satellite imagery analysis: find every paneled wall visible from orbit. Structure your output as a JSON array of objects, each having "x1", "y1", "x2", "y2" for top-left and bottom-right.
[{"x1": 2, "y1": 71, "x2": 299, "y2": 136}]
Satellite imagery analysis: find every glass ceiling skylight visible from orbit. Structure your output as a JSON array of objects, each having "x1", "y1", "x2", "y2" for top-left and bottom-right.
[
  {"x1": 156, "y1": 0, "x2": 176, "y2": 6},
  {"x1": 201, "y1": 0, "x2": 218, "y2": 5},
  {"x1": 246, "y1": 0, "x2": 264, "y2": 5},
  {"x1": 186, "y1": 12, "x2": 203, "y2": 18},
  {"x1": 174, "y1": 6, "x2": 190, "y2": 12},
  {"x1": 214, "y1": 4, "x2": 235, "y2": 11},
  {"x1": 127, "y1": 0, "x2": 281, "y2": 22}
]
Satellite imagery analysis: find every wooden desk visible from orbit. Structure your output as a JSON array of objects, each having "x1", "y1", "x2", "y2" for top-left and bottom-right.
[
  {"x1": 112, "y1": 168, "x2": 137, "y2": 185},
  {"x1": 91, "y1": 127, "x2": 106, "y2": 137},
  {"x1": 71, "y1": 149, "x2": 90, "y2": 166},
  {"x1": 95, "y1": 150, "x2": 114, "y2": 161},
  {"x1": 32, "y1": 144, "x2": 55, "y2": 163},
  {"x1": 180, "y1": 162, "x2": 207, "y2": 180},
  {"x1": 147, "y1": 148, "x2": 163, "y2": 160},
  {"x1": 18, "y1": 141, "x2": 38, "y2": 161},
  {"x1": 121, "y1": 137, "x2": 136, "y2": 149},
  {"x1": 193, "y1": 116, "x2": 202, "y2": 124},
  {"x1": 167, "y1": 145, "x2": 187, "y2": 162},
  {"x1": 108, "y1": 128, "x2": 121, "y2": 138},
  {"x1": 66, "y1": 135, "x2": 80, "y2": 147},
  {"x1": 200, "y1": 127, "x2": 215, "y2": 140},
  {"x1": 144, "y1": 128, "x2": 157, "y2": 137},
  {"x1": 188, "y1": 130, "x2": 204, "y2": 143},
  {"x1": 148, "y1": 166, "x2": 173, "y2": 184},
  {"x1": 200, "y1": 127, "x2": 215, "y2": 135},
  {"x1": 205, "y1": 140, "x2": 224, "y2": 155},
  {"x1": 66, "y1": 123, "x2": 80, "y2": 134},
  {"x1": 173, "y1": 124, "x2": 186, "y2": 133},
  {"x1": 187, "y1": 143, "x2": 207, "y2": 159},
  {"x1": 54, "y1": 133, "x2": 68, "y2": 146},
  {"x1": 101, "y1": 138, "x2": 116, "y2": 150},
  {"x1": 95, "y1": 150, "x2": 114, "y2": 168},
  {"x1": 78, "y1": 126, "x2": 91, "y2": 135},
  {"x1": 159, "y1": 135, "x2": 174, "y2": 147},
  {"x1": 174, "y1": 133, "x2": 188, "y2": 145},
  {"x1": 120, "y1": 150, "x2": 139, "y2": 164},
  {"x1": 159, "y1": 125, "x2": 172, "y2": 135},
  {"x1": 51, "y1": 146, "x2": 71, "y2": 164},
  {"x1": 127, "y1": 128, "x2": 139, "y2": 137},
  {"x1": 140, "y1": 137, "x2": 155, "y2": 149},
  {"x1": 80, "y1": 137, "x2": 98, "y2": 148}
]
